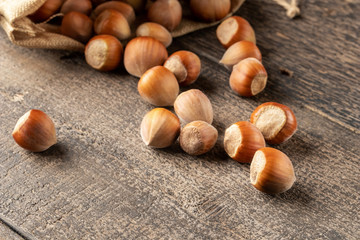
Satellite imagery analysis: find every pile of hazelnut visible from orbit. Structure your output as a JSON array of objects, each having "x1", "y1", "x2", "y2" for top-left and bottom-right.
[{"x1": 14, "y1": 0, "x2": 298, "y2": 195}]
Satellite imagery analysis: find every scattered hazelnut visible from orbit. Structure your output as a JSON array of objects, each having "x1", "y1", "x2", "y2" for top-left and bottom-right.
[
  {"x1": 216, "y1": 16, "x2": 256, "y2": 48},
  {"x1": 138, "y1": 66, "x2": 179, "y2": 106},
  {"x1": 136, "y1": 22, "x2": 173, "y2": 48},
  {"x1": 140, "y1": 108, "x2": 180, "y2": 148},
  {"x1": 224, "y1": 121, "x2": 265, "y2": 163},
  {"x1": 94, "y1": 9, "x2": 131, "y2": 40},
  {"x1": 60, "y1": 0, "x2": 93, "y2": 15},
  {"x1": 28, "y1": 0, "x2": 64, "y2": 23},
  {"x1": 174, "y1": 89, "x2": 213, "y2": 124},
  {"x1": 91, "y1": 1, "x2": 136, "y2": 24},
  {"x1": 190, "y1": 0, "x2": 231, "y2": 22},
  {"x1": 61, "y1": 11, "x2": 93, "y2": 43},
  {"x1": 229, "y1": 58, "x2": 267, "y2": 97},
  {"x1": 250, "y1": 147, "x2": 296, "y2": 194},
  {"x1": 85, "y1": 35, "x2": 123, "y2": 71},
  {"x1": 219, "y1": 41, "x2": 262, "y2": 70},
  {"x1": 12, "y1": 109, "x2": 57, "y2": 152},
  {"x1": 163, "y1": 50, "x2": 201, "y2": 86},
  {"x1": 148, "y1": 0, "x2": 182, "y2": 31},
  {"x1": 179, "y1": 121, "x2": 218, "y2": 155},
  {"x1": 124, "y1": 37, "x2": 168, "y2": 77},
  {"x1": 250, "y1": 102, "x2": 297, "y2": 144}
]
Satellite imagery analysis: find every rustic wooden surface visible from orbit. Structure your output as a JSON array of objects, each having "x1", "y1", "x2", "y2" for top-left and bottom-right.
[{"x1": 0, "y1": 0, "x2": 359, "y2": 239}]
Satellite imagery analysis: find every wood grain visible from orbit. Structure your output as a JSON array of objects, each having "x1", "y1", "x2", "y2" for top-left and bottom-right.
[
  {"x1": 0, "y1": 0, "x2": 359, "y2": 239},
  {"x1": 0, "y1": 220, "x2": 24, "y2": 240}
]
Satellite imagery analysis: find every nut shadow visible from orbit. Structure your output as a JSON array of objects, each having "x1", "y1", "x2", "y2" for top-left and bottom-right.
[
  {"x1": 268, "y1": 133, "x2": 318, "y2": 163},
  {"x1": 254, "y1": 181, "x2": 314, "y2": 207},
  {"x1": 33, "y1": 141, "x2": 71, "y2": 163}
]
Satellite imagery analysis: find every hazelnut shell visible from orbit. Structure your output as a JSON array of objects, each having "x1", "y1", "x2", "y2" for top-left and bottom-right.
[
  {"x1": 250, "y1": 147, "x2": 296, "y2": 194},
  {"x1": 174, "y1": 89, "x2": 213, "y2": 124},
  {"x1": 164, "y1": 50, "x2": 201, "y2": 86},
  {"x1": 250, "y1": 102, "x2": 297, "y2": 144},
  {"x1": 229, "y1": 58, "x2": 268, "y2": 97},
  {"x1": 224, "y1": 121, "x2": 266, "y2": 163},
  {"x1": 124, "y1": 37, "x2": 168, "y2": 78},
  {"x1": 220, "y1": 41, "x2": 262, "y2": 70},
  {"x1": 138, "y1": 66, "x2": 179, "y2": 106},
  {"x1": 216, "y1": 16, "x2": 256, "y2": 48},
  {"x1": 140, "y1": 108, "x2": 180, "y2": 148},
  {"x1": 12, "y1": 109, "x2": 57, "y2": 152}
]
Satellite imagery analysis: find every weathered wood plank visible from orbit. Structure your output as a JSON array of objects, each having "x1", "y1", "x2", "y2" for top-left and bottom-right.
[
  {"x1": 0, "y1": 41, "x2": 359, "y2": 239},
  {"x1": 0, "y1": 0, "x2": 359, "y2": 239},
  {"x1": 177, "y1": 0, "x2": 360, "y2": 131},
  {"x1": 0, "y1": 220, "x2": 24, "y2": 240}
]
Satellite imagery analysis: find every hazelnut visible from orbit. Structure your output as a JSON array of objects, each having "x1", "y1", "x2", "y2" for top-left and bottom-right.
[
  {"x1": 229, "y1": 58, "x2": 267, "y2": 97},
  {"x1": 124, "y1": 37, "x2": 168, "y2": 78},
  {"x1": 190, "y1": 0, "x2": 231, "y2": 22},
  {"x1": 61, "y1": 11, "x2": 93, "y2": 43},
  {"x1": 85, "y1": 35, "x2": 123, "y2": 71},
  {"x1": 94, "y1": 9, "x2": 131, "y2": 40},
  {"x1": 250, "y1": 102, "x2": 297, "y2": 144},
  {"x1": 163, "y1": 50, "x2": 201, "y2": 86},
  {"x1": 28, "y1": 0, "x2": 64, "y2": 23},
  {"x1": 12, "y1": 109, "x2": 57, "y2": 152},
  {"x1": 136, "y1": 22, "x2": 173, "y2": 48},
  {"x1": 60, "y1": 0, "x2": 93, "y2": 15},
  {"x1": 140, "y1": 108, "x2": 180, "y2": 148},
  {"x1": 148, "y1": 0, "x2": 182, "y2": 31},
  {"x1": 216, "y1": 16, "x2": 256, "y2": 48},
  {"x1": 179, "y1": 121, "x2": 218, "y2": 156},
  {"x1": 174, "y1": 89, "x2": 213, "y2": 124},
  {"x1": 138, "y1": 66, "x2": 179, "y2": 106},
  {"x1": 250, "y1": 147, "x2": 296, "y2": 194},
  {"x1": 220, "y1": 41, "x2": 262, "y2": 70},
  {"x1": 224, "y1": 121, "x2": 265, "y2": 163},
  {"x1": 92, "y1": 1, "x2": 136, "y2": 24}
]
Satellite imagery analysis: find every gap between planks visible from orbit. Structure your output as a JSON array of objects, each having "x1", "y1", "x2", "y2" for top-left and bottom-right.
[
  {"x1": 0, "y1": 214, "x2": 36, "y2": 240},
  {"x1": 304, "y1": 104, "x2": 360, "y2": 134}
]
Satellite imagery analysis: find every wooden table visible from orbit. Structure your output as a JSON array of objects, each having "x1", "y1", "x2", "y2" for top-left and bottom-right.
[{"x1": 0, "y1": 0, "x2": 359, "y2": 239}]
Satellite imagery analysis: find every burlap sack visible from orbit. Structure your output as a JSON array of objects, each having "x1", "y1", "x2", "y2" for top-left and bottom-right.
[{"x1": 0, "y1": 0, "x2": 245, "y2": 52}]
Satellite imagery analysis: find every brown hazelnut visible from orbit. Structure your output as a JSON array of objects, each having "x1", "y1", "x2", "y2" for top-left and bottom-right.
[
  {"x1": 124, "y1": 37, "x2": 168, "y2": 77},
  {"x1": 136, "y1": 22, "x2": 173, "y2": 48},
  {"x1": 250, "y1": 147, "x2": 296, "y2": 194},
  {"x1": 140, "y1": 108, "x2": 180, "y2": 148},
  {"x1": 85, "y1": 35, "x2": 123, "y2": 71},
  {"x1": 60, "y1": 0, "x2": 93, "y2": 15},
  {"x1": 138, "y1": 66, "x2": 179, "y2": 106},
  {"x1": 220, "y1": 41, "x2": 262, "y2": 70},
  {"x1": 148, "y1": 0, "x2": 182, "y2": 31},
  {"x1": 28, "y1": 0, "x2": 64, "y2": 23},
  {"x1": 216, "y1": 16, "x2": 256, "y2": 48},
  {"x1": 12, "y1": 109, "x2": 57, "y2": 152},
  {"x1": 92, "y1": 1, "x2": 136, "y2": 24},
  {"x1": 190, "y1": 0, "x2": 231, "y2": 22},
  {"x1": 250, "y1": 102, "x2": 297, "y2": 144},
  {"x1": 224, "y1": 121, "x2": 265, "y2": 163},
  {"x1": 179, "y1": 121, "x2": 218, "y2": 155},
  {"x1": 94, "y1": 9, "x2": 131, "y2": 40},
  {"x1": 174, "y1": 89, "x2": 213, "y2": 124},
  {"x1": 229, "y1": 58, "x2": 267, "y2": 97},
  {"x1": 61, "y1": 11, "x2": 93, "y2": 43},
  {"x1": 164, "y1": 50, "x2": 201, "y2": 86}
]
